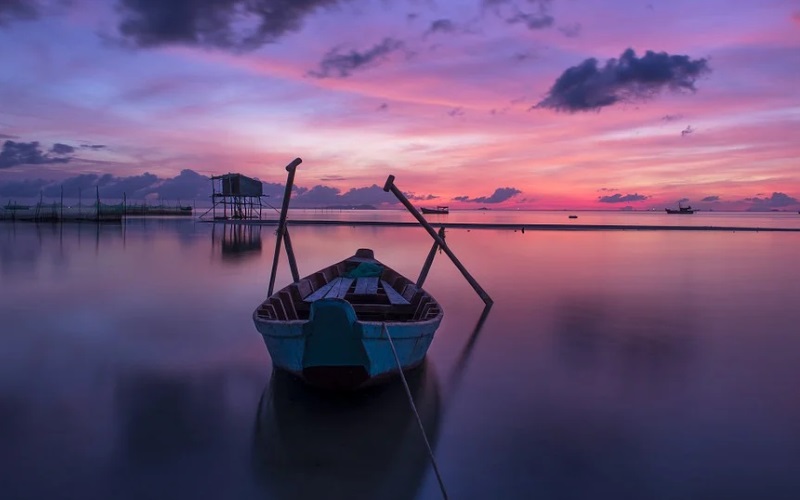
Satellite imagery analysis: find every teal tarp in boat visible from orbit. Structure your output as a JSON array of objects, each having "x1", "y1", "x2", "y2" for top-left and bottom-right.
[{"x1": 344, "y1": 262, "x2": 384, "y2": 278}]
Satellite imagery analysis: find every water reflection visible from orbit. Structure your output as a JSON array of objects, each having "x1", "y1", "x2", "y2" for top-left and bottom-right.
[
  {"x1": 114, "y1": 371, "x2": 228, "y2": 466},
  {"x1": 212, "y1": 223, "x2": 263, "y2": 264},
  {"x1": 555, "y1": 294, "x2": 694, "y2": 390},
  {"x1": 252, "y1": 362, "x2": 440, "y2": 500},
  {"x1": 0, "y1": 221, "x2": 126, "y2": 277}
]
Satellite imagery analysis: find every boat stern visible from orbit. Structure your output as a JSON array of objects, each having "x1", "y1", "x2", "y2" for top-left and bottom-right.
[{"x1": 301, "y1": 298, "x2": 372, "y2": 390}]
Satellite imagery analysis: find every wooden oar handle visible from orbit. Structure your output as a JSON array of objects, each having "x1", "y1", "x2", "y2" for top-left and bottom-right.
[
  {"x1": 286, "y1": 157, "x2": 302, "y2": 172},
  {"x1": 383, "y1": 175, "x2": 395, "y2": 192}
]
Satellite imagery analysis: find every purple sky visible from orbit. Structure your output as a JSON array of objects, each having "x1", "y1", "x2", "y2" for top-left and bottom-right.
[{"x1": 1, "y1": 0, "x2": 798, "y2": 210}]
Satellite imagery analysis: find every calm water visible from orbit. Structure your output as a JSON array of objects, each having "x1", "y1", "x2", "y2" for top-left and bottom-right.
[
  {"x1": 1, "y1": 218, "x2": 799, "y2": 499},
  {"x1": 279, "y1": 208, "x2": 800, "y2": 230}
]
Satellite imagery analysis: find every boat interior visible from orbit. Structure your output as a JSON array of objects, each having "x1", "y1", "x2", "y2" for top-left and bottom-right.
[{"x1": 256, "y1": 251, "x2": 441, "y2": 323}]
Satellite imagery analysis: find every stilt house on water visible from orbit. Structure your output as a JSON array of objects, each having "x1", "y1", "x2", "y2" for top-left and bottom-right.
[{"x1": 207, "y1": 173, "x2": 267, "y2": 220}]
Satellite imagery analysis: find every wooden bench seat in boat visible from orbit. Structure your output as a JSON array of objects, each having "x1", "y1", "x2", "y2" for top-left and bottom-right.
[
  {"x1": 291, "y1": 272, "x2": 418, "y2": 321},
  {"x1": 303, "y1": 277, "x2": 354, "y2": 303},
  {"x1": 381, "y1": 280, "x2": 410, "y2": 305}
]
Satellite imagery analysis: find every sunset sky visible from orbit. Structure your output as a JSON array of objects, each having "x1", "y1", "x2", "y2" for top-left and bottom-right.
[{"x1": 1, "y1": 0, "x2": 798, "y2": 210}]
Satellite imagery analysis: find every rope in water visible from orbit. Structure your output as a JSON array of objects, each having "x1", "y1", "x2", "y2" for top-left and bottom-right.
[{"x1": 382, "y1": 323, "x2": 449, "y2": 500}]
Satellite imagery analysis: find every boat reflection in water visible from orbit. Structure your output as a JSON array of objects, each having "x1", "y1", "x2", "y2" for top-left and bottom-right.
[
  {"x1": 252, "y1": 360, "x2": 441, "y2": 500},
  {"x1": 213, "y1": 223, "x2": 263, "y2": 263}
]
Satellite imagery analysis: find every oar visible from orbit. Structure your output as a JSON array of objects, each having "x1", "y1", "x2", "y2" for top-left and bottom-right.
[
  {"x1": 267, "y1": 158, "x2": 302, "y2": 297},
  {"x1": 383, "y1": 175, "x2": 493, "y2": 305}
]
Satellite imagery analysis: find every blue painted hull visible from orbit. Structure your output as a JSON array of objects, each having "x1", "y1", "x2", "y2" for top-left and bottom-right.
[
  {"x1": 254, "y1": 316, "x2": 441, "y2": 379},
  {"x1": 253, "y1": 250, "x2": 444, "y2": 390}
]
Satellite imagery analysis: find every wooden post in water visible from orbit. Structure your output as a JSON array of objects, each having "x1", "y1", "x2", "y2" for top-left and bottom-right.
[
  {"x1": 60, "y1": 185, "x2": 64, "y2": 221},
  {"x1": 384, "y1": 175, "x2": 493, "y2": 305},
  {"x1": 95, "y1": 186, "x2": 100, "y2": 222},
  {"x1": 267, "y1": 157, "x2": 303, "y2": 297},
  {"x1": 283, "y1": 228, "x2": 300, "y2": 284},
  {"x1": 417, "y1": 226, "x2": 445, "y2": 288}
]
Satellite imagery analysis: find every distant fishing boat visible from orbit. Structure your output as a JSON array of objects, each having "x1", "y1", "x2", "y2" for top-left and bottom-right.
[
  {"x1": 420, "y1": 206, "x2": 449, "y2": 215},
  {"x1": 253, "y1": 159, "x2": 450, "y2": 391},
  {"x1": 665, "y1": 203, "x2": 695, "y2": 214}
]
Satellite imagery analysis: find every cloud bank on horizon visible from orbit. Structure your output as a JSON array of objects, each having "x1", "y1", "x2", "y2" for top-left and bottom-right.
[{"x1": 0, "y1": 0, "x2": 798, "y2": 210}]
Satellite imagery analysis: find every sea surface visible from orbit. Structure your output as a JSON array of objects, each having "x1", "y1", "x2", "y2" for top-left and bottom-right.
[{"x1": 1, "y1": 212, "x2": 799, "y2": 499}]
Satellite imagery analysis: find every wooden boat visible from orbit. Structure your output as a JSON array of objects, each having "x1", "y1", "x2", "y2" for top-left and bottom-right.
[
  {"x1": 252, "y1": 159, "x2": 491, "y2": 391},
  {"x1": 665, "y1": 203, "x2": 695, "y2": 214},
  {"x1": 420, "y1": 205, "x2": 449, "y2": 215},
  {"x1": 253, "y1": 248, "x2": 443, "y2": 390}
]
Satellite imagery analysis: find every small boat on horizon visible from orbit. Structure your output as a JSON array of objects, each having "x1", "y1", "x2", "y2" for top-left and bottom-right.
[
  {"x1": 420, "y1": 205, "x2": 449, "y2": 215},
  {"x1": 665, "y1": 203, "x2": 695, "y2": 214}
]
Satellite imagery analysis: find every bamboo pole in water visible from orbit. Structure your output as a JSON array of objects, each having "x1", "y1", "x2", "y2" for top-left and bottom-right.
[
  {"x1": 383, "y1": 175, "x2": 493, "y2": 305},
  {"x1": 417, "y1": 227, "x2": 445, "y2": 288},
  {"x1": 267, "y1": 157, "x2": 303, "y2": 297}
]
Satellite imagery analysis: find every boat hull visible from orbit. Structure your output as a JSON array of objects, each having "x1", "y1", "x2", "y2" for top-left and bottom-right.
[
  {"x1": 253, "y1": 249, "x2": 444, "y2": 390},
  {"x1": 254, "y1": 314, "x2": 442, "y2": 390}
]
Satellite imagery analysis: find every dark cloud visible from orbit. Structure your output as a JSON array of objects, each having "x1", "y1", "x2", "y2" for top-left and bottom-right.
[
  {"x1": 308, "y1": 38, "x2": 405, "y2": 78},
  {"x1": 513, "y1": 50, "x2": 538, "y2": 62},
  {"x1": 40, "y1": 173, "x2": 103, "y2": 197},
  {"x1": 262, "y1": 181, "x2": 286, "y2": 198},
  {"x1": 661, "y1": 114, "x2": 683, "y2": 122},
  {"x1": 486, "y1": 0, "x2": 554, "y2": 31},
  {"x1": 598, "y1": 193, "x2": 649, "y2": 203},
  {"x1": 0, "y1": 178, "x2": 49, "y2": 197},
  {"x1": 0, "y1": 0, "x2": 40, "y2": 25},
  {"x1": 0, "y1": 170, "x2": 420, "y2": 208},
  {"x1": 41, "y1": 172, "x2": 161, "y2": 199},
  {"x1": 80, "y1": 144, "x2": 107, "y2": 150},
  {"x1": 0, "y1": 133, "x2": 18, "y2": 139},
  {"x1": 745, "y1": 192, "x2": 799, "y2": 211},
  {"x1": 507, "y1": 11, "x2": 553, "y2": 30},
  {"x1": 377, "y1": 103, "x2": 388, "y2": 111},
  {"x1": 681, "y1": 125, "x2": 694, "y2": 137},
  {"x1": 115, "y1": 0, "x2": 343, "y2": 51},
  {"x1": 0, "y1": 140, "x2": 72, "y2": 169},
  {"x1": 51, "y1": 143, "x2": 75, "y2": 154},
  {"x1": 293, "y1": 185, "x2": 340, "y2": 204},
  {"x1": 535, "y1": 48, "x2": 711, "y2": 112},
  {"x1": 558, "y1": 23, "x2": 581, "y2": 38},
  {"x1": 598, "y1": 187, "x2": 618, "y2": 192},
  {"x1": 150, "y1": 169, "x2": 207, "y2": 200},
  {"x1": 701, "y1": 195, "x2": 720, "y2": 202},
  {"x1": 425, "y1": 18, "x2": 457, "y2": 37},
  {"x1": 292, "y1": 184, "x2": 393, "y2": 207},
  {"x1": 404, "y1": 192, "x2": 438, "y2": 201},
  {"x1": 454, "y1": 187, "x2": 521, "y2": 204},
  {"x1": 106, "y1": 173, "x2": 161, "y2": 198},
  {"x1": 448, "y1": 107, "x2": 465, "y2": 117},
  {"x1": 0, "y1": 170, "x2": 211, "y2": 201}
]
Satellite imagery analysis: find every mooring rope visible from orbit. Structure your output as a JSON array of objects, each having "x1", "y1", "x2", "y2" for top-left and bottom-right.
[{"x1": 382, "y1": 323, "x2": 449, "y2": 500}]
